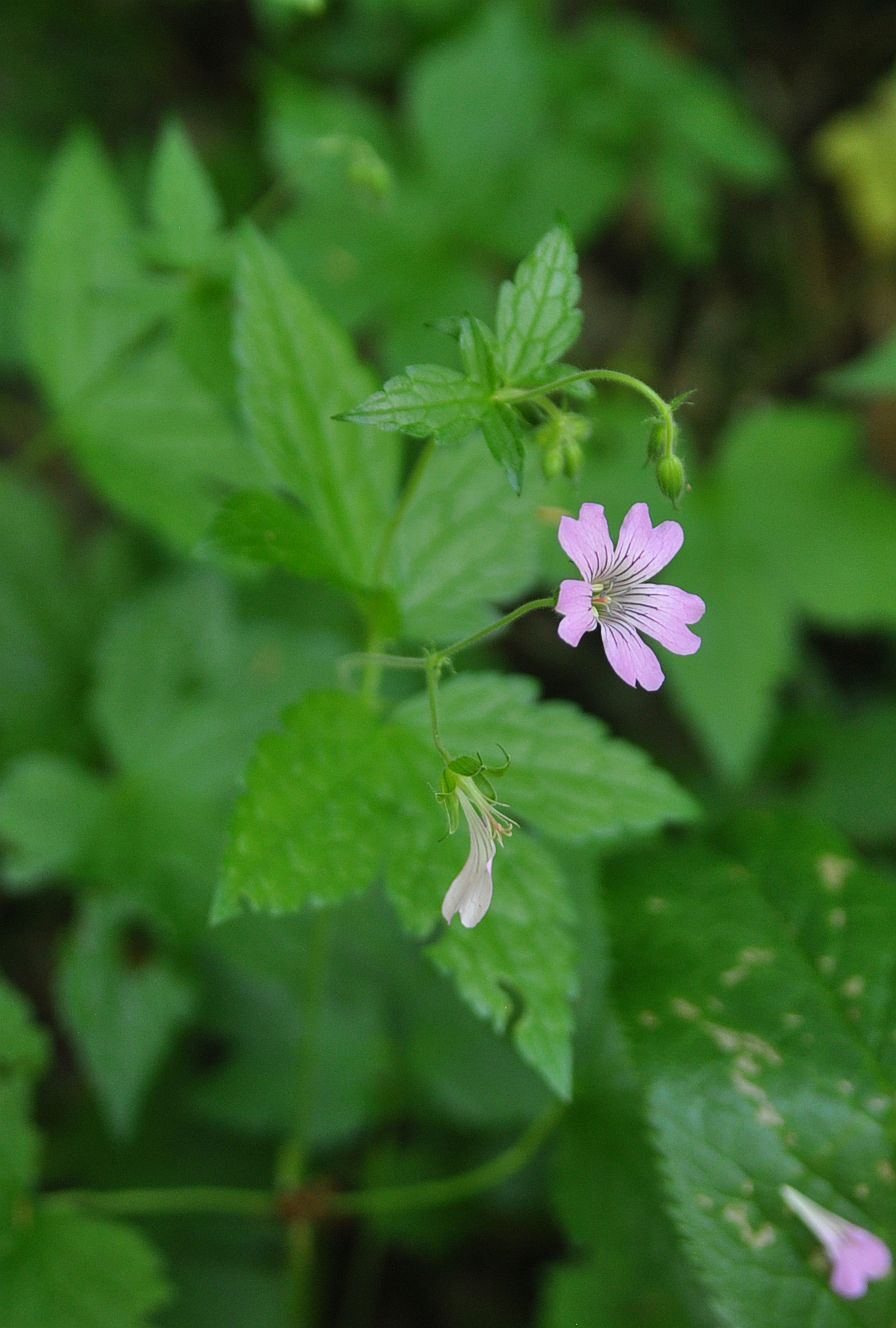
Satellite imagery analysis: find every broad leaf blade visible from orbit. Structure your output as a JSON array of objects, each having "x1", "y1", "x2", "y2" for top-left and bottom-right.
[
  {"x1": 607, "y1": 820, "x2": 896, "y2": 1328},
  {"x1": 235, "y1": 225, "x2": 399, "y2": 578},
  {"x1": 480, "y1": 402, "x2": 525, "y2": 494},
  {"x1": 395, "y1": 673, "x2": 698, "y2": 840},
  {"x1": 23, "y1": 131, "x2": 167, "y2": 407},
  {"x1": 205, "y1": 491, "x2": 343, "y2": 584},
  {"x1": 427, "y1": 834, "x2": 579, "y2": 1098},
  {"x1": 0, "y1": 1210, "x2": 169, "y2": 1328},
  {"x1": 57, "y1": 897, "x2": 194, "y2": 1137},
  {"x1": 387, "y1": 438, "x2": 540, "y2": 641},
  {"x1": 341, "y1": 363, "x2": 490, "y2": 444},
  {"x1": 147, "y1": 120, "x2": 223, "y2": 268},
  {"x1": 214, "y1": 693, "x2": 399, "y2": 922},
  {"x1": 496, "y1": 224, "x2": 582, "y2": 382}
]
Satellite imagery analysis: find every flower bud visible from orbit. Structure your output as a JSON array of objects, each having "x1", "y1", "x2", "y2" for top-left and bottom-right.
[
  {"x1": 646, "y1": 420, "x2": 666, "y2": 463},
  {"x1": 562, "y1": 437, "x2": 584, "y2": 479},
  {"x1": 656, "y1": 454, "x2": 685, "y2": 504}
]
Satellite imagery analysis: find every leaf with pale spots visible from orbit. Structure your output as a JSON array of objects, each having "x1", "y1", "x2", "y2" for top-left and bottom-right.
[{"x1": 606, "y1": 813, "x2": 896, "y2": 1328}]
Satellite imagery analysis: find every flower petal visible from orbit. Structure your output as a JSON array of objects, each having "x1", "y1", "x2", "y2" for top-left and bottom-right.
[
  {"x1": 617, "y1": 583, "x2": 706, "y2": 655},
  {"x1": 558, "y1": 504, "x2": 612, "y2": 580},
  {"x1": 556, "y1": 578, "x2": 593, "y2": 616},
  {"x1": 600, "y1": 621, "x2": 665, "y2": 690},
  {"x1": 557, "y1": 608, "x2": 597, "y2": 647},
  {"x1": 830, "y1": 1229, "x2": 893, "y2": 1299},
  {"x1": 442, "y1": 799, "x2": 495, "y2": 928},
  {"x1": 610, "y1": 502, "x2": 684, "y2": 586}
]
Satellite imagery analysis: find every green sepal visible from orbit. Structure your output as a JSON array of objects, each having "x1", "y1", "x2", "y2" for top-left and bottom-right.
[
  {"x1": 447, "y1": 754, "x2": 482, "y2": 777},
  {"x1": 473, "y1": 771, "x2": 497, "y2": 801}
]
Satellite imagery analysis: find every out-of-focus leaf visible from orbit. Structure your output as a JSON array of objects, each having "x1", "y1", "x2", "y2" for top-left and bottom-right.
[
  {"x1": 815, "y1": 71, "x2": 896, "y2": 254},
  {"x1": 407, "y1": 2, "x2": 547, "y2": 233},
  {"x1": 0, "y1": 1209, "x2": 169, "y2": 1327},
  {"x1": 205, "y1": 491, "x2": 342, "y2": 583},
  {"x1": 607, "y1": 815, "x2": 896, "y2": 1328},
  {"x1": 427, "y1": 834, "x2": 578, "y2": 1099},
  {"x1": 0, "y1": 755, "x2": 105, "y2": 889},
  {"x1": 823, "y1": 328, "x2": 896, "y2": 395},
  {"x1": 64, "y1": 342, "x2": 267, "y2": 551},
  {"x1": 797, "y1": 701, "x2": 896, "y2": 845},
  {"x1": 234, "y1": 226, "x2": 399, "y2": 578},
  {"x1": 0, "y1": 982, "x2": 48, "y2": 1252},
  {"x1": 0, "y1": 473, "x2": 90, "y2": 762},
  {"x1": 387, "y1": 437, "x2": 541, "y2": 641},
  {"x1": 23, "y1": 130, "x2": 169, "y2": 407},
  {"x1": 57, "y1": 897, "x2": 194, "y2": 1137},
  {"x1": 146, "y1": 120, "x2": 224, "y2": 269},
  {"x1": 670, "y1": 405, "x2": 896, "y2": 777}
]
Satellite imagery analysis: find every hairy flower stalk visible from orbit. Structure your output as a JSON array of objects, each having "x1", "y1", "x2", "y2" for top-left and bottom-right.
[
  {"x1": 555, "y1": 501, "x2": 705, "y2": 690},
  {"x1": 440, "y1": 769, "x2": 514, "y2": 929},
  {"x1": 781, "y1": 1184, "x2": 892, "y2": 1299}
]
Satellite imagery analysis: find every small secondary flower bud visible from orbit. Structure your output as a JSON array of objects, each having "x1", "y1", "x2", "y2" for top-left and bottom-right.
[{"x1": 656, "y1": 454, "x2": 685, "y2": 504}]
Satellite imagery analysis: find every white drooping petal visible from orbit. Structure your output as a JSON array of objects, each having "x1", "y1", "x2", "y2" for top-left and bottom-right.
[{"x1": 441, "y1": 792, "x2": 495, "y2": 928}]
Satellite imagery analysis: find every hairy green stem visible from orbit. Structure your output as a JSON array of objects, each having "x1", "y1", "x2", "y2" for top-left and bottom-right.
[
  {"x1": 425, "y1": 657, "x2": 451, "y2": 762},
  {"x1": 42, "y1": 1186, "x2": 275, "y2": 1218},
  {"x1": 276, "y1": 910, "x2": 331, "y2": 1326},
  {"x1": 331, "y1": 1104, "x2": 564, "y2": 1216},
  {"x1": 433, "y1": 596, "x2": 557, "y2": 663},
  {"x1": 43, "y1": 1104, "x2": 564, "y2": 1224},
  {"x1": 497, "y1": 368, "x2": 676, "y2": 456}
]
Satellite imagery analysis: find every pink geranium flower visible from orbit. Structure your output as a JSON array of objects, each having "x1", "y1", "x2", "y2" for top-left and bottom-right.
[
  {"x1": 555, "y1": 501, "x2": 705, "y2": 690},
  {"x1": 781, "y1": 1184, "x2": 892, "y2": 1299}
]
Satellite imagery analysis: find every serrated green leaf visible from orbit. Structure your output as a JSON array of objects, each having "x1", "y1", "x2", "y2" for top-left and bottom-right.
[
  {"x1": 23, "y1": 131, "x2": 168, "y2": 407},
  {"x1": 234, "y1": 225, "x2": 399, "y2": 578},
  {"x1": 496, "y1": 225, "x2": 582, "y2": 382},
  {"x1": 215, "y1": 692, "x2": 400, "y2": 922},
  {"x1": 0, "y1": 1209, "x2": 169, "y2": 1328},
  {"x1": 342, "y1": 363, "x2": 490, "y2": 444},
  {"x1": 607, "y1": 818, "x2": 896, "y2": 1328},
  {"x1": 146, "y1": 120, "x2": 223, "y2": 269},
  {"x1": 387, "y1": 437, "x2": 540, "y2": 641},
  {"x1": 0, "y1": 755, "x2": 105, "y2": 889},
  {"x1": 479, "y1": 403, "x2": 526, "y2": 494},
  {"x1": 395, "y1": 673, "x2": 698, "y2": 840},
  {"x1": 205, "y1": 491, "x2": 342, "y2": 584},
  {"x1": 427, "y1": 834, "x2": 578, "y2": 1098},
  {"x1": 57, "y1": 898, "x2": 194, "y2": 1136}
]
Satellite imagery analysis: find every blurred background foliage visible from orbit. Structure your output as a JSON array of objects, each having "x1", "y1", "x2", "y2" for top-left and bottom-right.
[{"x1": 2, "y1": 0, "x2": 896, "y2": 1325}]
